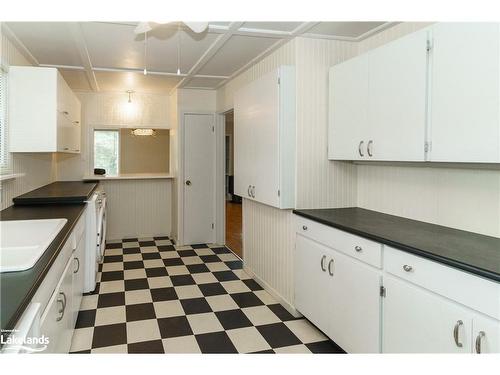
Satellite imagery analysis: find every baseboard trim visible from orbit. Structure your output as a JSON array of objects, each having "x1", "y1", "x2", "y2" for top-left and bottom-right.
[{"x1": 243, "y1": 265, "x2": 302, "y2": 318}]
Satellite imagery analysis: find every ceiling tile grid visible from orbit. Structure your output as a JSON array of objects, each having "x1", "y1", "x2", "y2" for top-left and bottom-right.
[{"x1": 5, "y1": 21, "x2": 390, "y2": 93}]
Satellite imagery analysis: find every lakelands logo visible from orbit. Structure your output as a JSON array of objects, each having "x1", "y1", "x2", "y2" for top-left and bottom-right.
[{"x1": 1, "y1": 332, "x2": 50, "y2": 353}]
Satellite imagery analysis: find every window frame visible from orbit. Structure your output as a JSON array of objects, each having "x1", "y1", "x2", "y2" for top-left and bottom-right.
[{"x1": 92, "y1": 127, "x2": 121, "y2": 176}]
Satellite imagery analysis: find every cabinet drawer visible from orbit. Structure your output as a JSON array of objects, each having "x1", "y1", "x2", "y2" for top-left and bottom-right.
[
  {"x1": 296, "y1": 217, "x2": 382, "y2": 268},
  {"x1": 385, "y1": 246, "x2": 500, "y2": 320}
]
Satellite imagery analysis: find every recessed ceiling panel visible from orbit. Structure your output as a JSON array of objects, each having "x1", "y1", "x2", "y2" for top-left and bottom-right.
[
  {"x1": 198, "y1": 35, "x2": 277, "y2": 76},
  {"x1": 184, "y1": 76, "x2": 226, "y2": 89},
  {"x1": 81, "y1": 22, "x2": 219, "y2": 74},
  {"x1": 307, "y1": 22, "x2": 387, "y2": 38},
  {"x1": 59, "y1": 69, "x2": 92, "y2": 91},
  {"x1": 242, "y1": 22, "x2": 302, "y2": 32},
  {"x1": 6, "y1": 22, "x2": 83, "y2": 66},
  {"x1": 94, "y1": 71, "x2": 181, "y2": 94}
]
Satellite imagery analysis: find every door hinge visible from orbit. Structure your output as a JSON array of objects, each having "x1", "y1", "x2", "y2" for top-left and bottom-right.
[
  {"x1": 426, "y1": 39, "x2": 432, "y2": 52},
  {"x1": 277, "y1": 189, "x2": 280, "y2": 197},
  {"x1": 212, "y1": 125, "x2": 215, "y2": 132},
  {"x1": 278, "y1": 77, "x2": 280, "y2": 85},
  {"x1": 211, "y1": 223, "x2": 214, "y2": 229},
  {"x1": 380, "y1": 285, "x2": 386, "y2": 297},
  {"x1": 424, "y1": 141, "x2": 431, "y2": 153}
]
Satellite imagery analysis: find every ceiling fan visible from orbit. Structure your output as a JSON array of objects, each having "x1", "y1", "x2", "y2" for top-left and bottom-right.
[{"x1": 134, "y1": 21, "x2": 209, "y2": 34}]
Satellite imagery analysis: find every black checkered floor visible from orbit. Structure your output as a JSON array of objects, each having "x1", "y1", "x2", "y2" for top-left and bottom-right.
[{"x1": 70, "y1": 237, "x2": 345, "y2": 354}]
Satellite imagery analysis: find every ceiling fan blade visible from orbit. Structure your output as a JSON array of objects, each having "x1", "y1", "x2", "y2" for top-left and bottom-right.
[
  {"x1": 183, "y1": 22, "x2": 209, "y2": 33},
  {"x1": 134, "y1": 22, "x2": 153, "y2": 34}
]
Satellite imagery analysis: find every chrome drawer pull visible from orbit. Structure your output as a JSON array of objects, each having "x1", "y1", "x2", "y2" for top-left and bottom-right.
[
  {"x1": 403, "y1": 264, "x2": 413, "y2": 272},
  {"x1": 328, "y1": 259, "x2": 334, "y2": 276},
  {"x1": 453, "y1": 320, "x2": 464, "y2": 348},
  {"x1": 354, "y1": 246, "x2": 362, "y2": 252},
  {"x1": 320, "y1": 255, "x2": 326, "y2": 272},
  {"x1": 475, "y1": 331, "x2": 485, "y2": 353}
]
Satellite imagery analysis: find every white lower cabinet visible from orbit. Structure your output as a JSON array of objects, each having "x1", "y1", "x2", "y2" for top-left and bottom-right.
[
  {"x1": 472, "y1": 313, "x2": 500, "y2": 354},
  {"x1": 71, "y1": 234, "x2": 85, "y2": 328},
  {"x1": 295, "y1": 233, "x2": 381, "y2": 353},
  {"x1": 383, "y1": 275, "x2": 472, "y2": 353}
]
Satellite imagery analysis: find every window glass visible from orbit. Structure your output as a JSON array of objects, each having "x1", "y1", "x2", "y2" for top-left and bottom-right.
[{"x1": 94, "y1": 130, "x2": 119, "y2": 176}]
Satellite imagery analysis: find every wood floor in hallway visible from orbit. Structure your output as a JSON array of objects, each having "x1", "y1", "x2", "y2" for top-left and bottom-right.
[{"x1": 225, "y1": 201, "x2": 242, "y2": 258}]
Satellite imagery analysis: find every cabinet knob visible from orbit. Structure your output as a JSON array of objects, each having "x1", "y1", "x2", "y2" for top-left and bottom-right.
[
  {"x1": 403, "y1": 264, "x2": 413, "y2": 272},
  {"x1": 453, "y1": 320, "x2": 464, "y2": 348},
  {"x1": 354, "y1": 245, "x2": 362, "y2": 252},
  {"x1": 302, "y1": 225, "x2": 308, "y2": 231},
  {"x1": 475, "y1": 331, "x2": 485, "y2": 353},
  {"x1": 358, "y1": 140, "x2": 365, "y2": 157}
]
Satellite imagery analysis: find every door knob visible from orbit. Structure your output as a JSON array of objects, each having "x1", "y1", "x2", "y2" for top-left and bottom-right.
[{"x1": 185, "y1": 180, "x2": 192, "y2": 186}]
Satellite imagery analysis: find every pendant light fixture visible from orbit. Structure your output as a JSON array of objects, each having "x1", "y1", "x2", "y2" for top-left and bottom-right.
[
  {"x1": 143, "y1": 31, "x2": 148, "y2": 75},
  {"x1": 177, "y1": 24, "x2": 181, "y2": 76},
  {"x1": 126, "y1": 90, "x2": 134, "y2": 103}
]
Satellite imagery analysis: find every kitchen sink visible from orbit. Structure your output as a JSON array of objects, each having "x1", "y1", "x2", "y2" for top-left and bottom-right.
[{"x1": 0, "y1": 219, "x2": 68, "y2": 273}]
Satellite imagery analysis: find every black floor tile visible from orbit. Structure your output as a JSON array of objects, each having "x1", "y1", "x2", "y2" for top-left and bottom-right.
[
  {"x1": 215, "y1": 309, "x2": 253, "y2": 330},
  {"x1": 92, "y1": 323, "x2": 127, "y2": 348},
  {"x1": 212, "y1": 270, "x2": 239, "y2": 282},
  {"x1": 180, "y1": 297, "x2": 212, "y2": 315},
  {"x1": 225, "y1": 260, "x2": 243, "y2": 270},
  {"x1": 267, "y1": 304, "x2": 297, "y2": 321},
  {"x1": 145, "y1": 267, "x2": 169, "y2": 277},
  {"x1": 154, "y1": 236, "x2": 169, "y2": 240},
  {"x1": 128, "y1": 340, "x2": 165, "y2": 353},
  {"x1": 230, "y1": 292, "x2": 265, "y2": 308},
  {"x1": 123, "y1": 238, "x2": 138, "y2": 242},
  {"x1": 97, "y1": 292, "x2": 125, "y2": 308},
  {"x1": 250, "y1": 349, "x2": 275, "y2": 354},
  {"x1": 256, "y1": 323, "x2": 301, "y2": 349},
  {"x1": 198, "y1": 282, "x2": 227, "y2": 297},
  {"x1": 242, "y1": 279, "x2": 263, "y2": 291},
  {"x1": 150, "y1": 287, "x2": 178, "y2": 302},
  {"x1": 170, "y1": 274, "x2": 195, "y2": 286},
  {"x1": 105, "y1": 243, "x2": 122, "y2": 249},
  {"x1": 124, "y1": 261, "x2": 145, "y2": 270},
  {"x1": 157, "y1": 316, "x2": 193, "y2": 338},
  {"x1": 103, "y1": 255, "x2": 123, "y2": 263},
  {"x1": 142, "y1": 252, "x2": 161, "y2": 260},
  {"x1": 199, "y1": 255, "x2": 221, "y2": 263},
  {"x1": 190, "y1": 244, "x2": 208, "y2": 249},
  {"x1": 124, "y1": 278, "x2": 150, "y2": 291},
  {"x1": 139, "y1": 241, "x2": 155, "y2": 247},
  {"x1": 212, "y1": 247, "x2": 231, "y2": 254},
  {"x1": 163, "y1": 258, "x2": 184, "y2": 267},
  {"x1": 100, "y1": 271, "x2": 124, "y2": 282},
  {"x1": 75, "y1": 309, "x2": 96, "y2": 329},
  {"x1": 306, "y1": 340, "x2": 346, "y2": 353},
  {"x1": 186, "y1": 264, "x2": 210, "y2": 274},
  {"x1": 125, "y1": 303, "x2": 156, "y2": 322},
  {"x1": 71, "y1": 349, "x2": 91, "y2": 354},
  {"x1": 195, "y1": 331, "x2": 238, "y2": 353},
  {"x1": 158, "y1": 245, "x2": 175, "y2": 252},
  {"x1": 123, "y1": 247, "x2": 141, "y2": 254},
  {"x1": 178, "y1": 249, "x2": 197, "y2": 257}
]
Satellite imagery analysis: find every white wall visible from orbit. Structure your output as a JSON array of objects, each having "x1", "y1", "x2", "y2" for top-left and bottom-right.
[
  {"x1": 0, "y1": 24, "x2": 58, "y2": 210},
  {"x1": 356, "y1": 22, "x2": 500, "y2": 238}
]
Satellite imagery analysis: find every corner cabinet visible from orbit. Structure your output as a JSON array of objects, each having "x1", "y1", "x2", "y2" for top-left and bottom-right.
[
  {"x1": 234, "y1": 66, "x2": 296, "y2": 209},
  {"x1": 329, "y1": 23, "x2": 500, "y2": 163},
  {"x1": 9, "y1": 66, "x2": 81, "y2": 153}
]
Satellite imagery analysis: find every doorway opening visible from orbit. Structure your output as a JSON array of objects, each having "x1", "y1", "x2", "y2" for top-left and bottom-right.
[{"x1": 224, "y1": 110, "x2": 243, "y2": 258}]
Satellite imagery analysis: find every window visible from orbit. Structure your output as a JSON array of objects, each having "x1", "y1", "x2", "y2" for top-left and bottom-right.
[
  {"x1": 0, "y1": 66, "x2": 11, "y2": 174},
  {"x1": 94, "y1": 130, "x2": 119, "y2": 176}
]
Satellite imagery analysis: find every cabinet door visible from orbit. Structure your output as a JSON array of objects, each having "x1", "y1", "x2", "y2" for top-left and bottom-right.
[
  {"x1": 368, "y1": 28, "x2": 429, "y2": 161},
  {"x1": 472, "y1": 314, "x2": 500, "y2": 354},
  {"x1": 329, "y1": 249, "x2": 381, "y2": 353},
  {"x1": 71, "y1": 235, "x2": 85, "y2": 329},
  {"x1": 328, "y1": 55, "x2": 369, "y2": 160},
  {"x1": 234, "y1": 86, "x2": 255, "y2": 200},
  {"x1": 294, "y1": 234, "x2": 333, "y2": 335},
  {"x1": 40, "y1": 258, "x2": 74, "y2": 353},
  {"x1": 383, "y1": 275, "x2": 472, "y2": 353},
  {"x1": 430, "y1": 23, "x2": 500, "y2": 162}
]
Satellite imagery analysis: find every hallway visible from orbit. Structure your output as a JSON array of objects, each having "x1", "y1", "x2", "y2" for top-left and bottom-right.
[{"x1": 225, "y1": 202, "x2": 242, "y2": 258}]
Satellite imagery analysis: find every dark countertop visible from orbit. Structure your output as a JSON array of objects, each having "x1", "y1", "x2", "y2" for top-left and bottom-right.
[
  {"x1": 293, "y1": 207, "x2": 500, "y2": 282},
  {"x1": 0, "y1": 203, "x2": 87, "y2": 335},
  {"x1": 13, "y1": 181, "x2": 98, "y2": 205}
]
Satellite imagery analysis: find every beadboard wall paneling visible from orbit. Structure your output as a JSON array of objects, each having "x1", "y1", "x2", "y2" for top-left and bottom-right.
[
  {"x1": 356, "y1": 22, "x2": 500, "y2": 238},
  {"x1": 101, "y1": 178, "x2": 172, "y2": 240},
  {"x1": 217, "y1": 38, "x2": 359, "y2": 308},
  {"x1": 0, "y1": 25, "x2": 58, "y2": 210}
]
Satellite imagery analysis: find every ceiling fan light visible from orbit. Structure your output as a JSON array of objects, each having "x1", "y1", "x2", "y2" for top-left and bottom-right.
[
  {"x1": 143, "y1": 68, "x2": 147, "y2": 75},
  {"x1": 131, "y1": 128, "x2": 156, "y2": 136}
]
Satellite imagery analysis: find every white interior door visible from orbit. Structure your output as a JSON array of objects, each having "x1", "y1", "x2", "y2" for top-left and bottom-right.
[{"x1": 183, "y1": 113, "x2": 215, "y2": 245}]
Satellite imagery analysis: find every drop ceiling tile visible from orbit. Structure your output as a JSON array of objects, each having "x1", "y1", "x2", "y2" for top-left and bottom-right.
[
  {"x1": 81, "y1": 22, "x2": 218, "y2": 74},
  {"x1": 198, "y1": 35, "x2": 277, "y2": 77},
  {"x1": 184, "y1": 77, "x2": 226, "y2": 89},
  {"x1": 241, "y1": 22, "x2": 302, "y2": 32},
  {"x1": 60, "y1": 69, "x2": 92, "y2": 91},
  {"x1": 307, "y1": 22, "x2": 387, "y2": 38},
  {"x1": 94, "y1": 71, "x2": 181, "y2": 94},
  {"x1": 6, "y1": 22, "x2": 82, "y2": 66}
]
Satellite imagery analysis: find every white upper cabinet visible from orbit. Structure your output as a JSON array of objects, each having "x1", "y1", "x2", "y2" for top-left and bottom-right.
[
  {"x1": 429, "y1": 23, "x2": 500, "y2": 163},
  {"x1": 9, "y1": 66, "x2": 81, "y2": 153},
  {"x1": 329, "y1": 23, "x2": 500, "y2": 163},
  {"x1": 234, "y1": 66, "x2": 296, "y2": 209}
]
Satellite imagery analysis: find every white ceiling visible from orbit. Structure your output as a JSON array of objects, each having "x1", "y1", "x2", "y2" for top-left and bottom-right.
[{"x1": 5, "y1": 21, "x2": 390, "y2": 94}]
